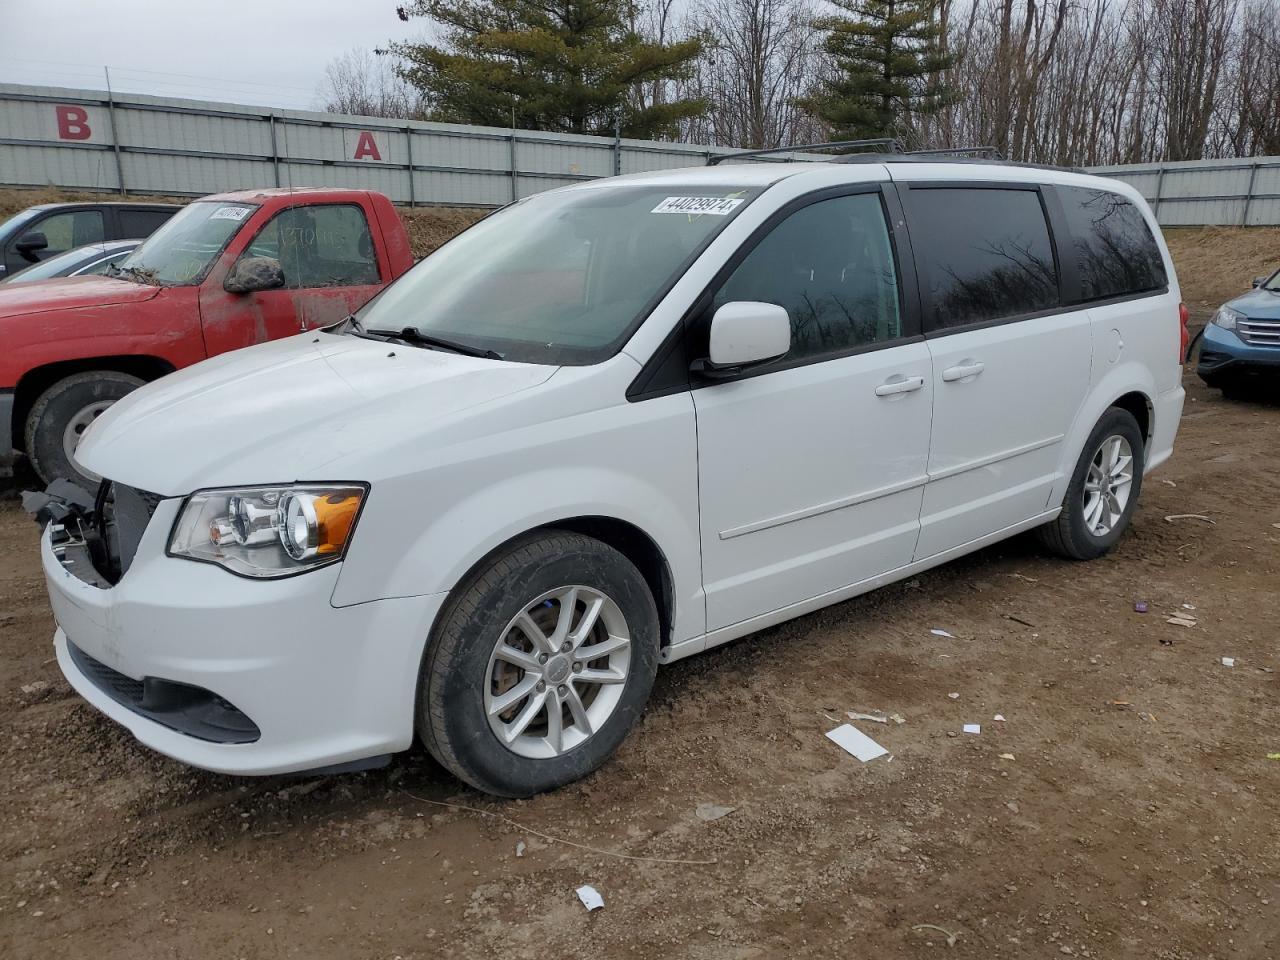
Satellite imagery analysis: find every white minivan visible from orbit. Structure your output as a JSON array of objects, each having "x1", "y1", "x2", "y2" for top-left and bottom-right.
[{"x1": 40, "y1": 157, "x2": 1186, "y2": 796}]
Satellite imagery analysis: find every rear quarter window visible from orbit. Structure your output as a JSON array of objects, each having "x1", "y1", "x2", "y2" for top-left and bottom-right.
[
  {"x1": 903, "y1": 186, "x2": 1059, "y2": 329},
  {"x1": 1057, "y1": 186, "x2": 1167, "y2": 302}
]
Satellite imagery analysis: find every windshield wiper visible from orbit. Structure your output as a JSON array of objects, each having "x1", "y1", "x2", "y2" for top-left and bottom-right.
[{"x1": 363, "y1": 326, "x2": 503, "y2": 360}]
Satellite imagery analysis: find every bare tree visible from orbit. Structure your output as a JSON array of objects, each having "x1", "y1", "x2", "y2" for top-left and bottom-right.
[
  {"x1": 317, "y1": 47, "x2": 426, "y2": 119},
  {"x1": 682, "y1": 0, "x2": 825, "y2": 148}
]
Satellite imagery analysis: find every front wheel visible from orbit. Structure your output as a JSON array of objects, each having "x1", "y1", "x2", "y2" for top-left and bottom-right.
[
  {"x1": 418, "y1": 531, "x2": 660, "y2": 797},
  {"x1": 1038, "y1": 407, "x2": 1146, "y2": 560},
  {"x1": 25, "y1": 371, "x2": 145, "y2": 487}
]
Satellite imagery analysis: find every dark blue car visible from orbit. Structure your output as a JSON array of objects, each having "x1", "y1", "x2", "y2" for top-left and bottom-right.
[{"x1": 1197, "y1": 269, "x2": 1280, "y2": 396}]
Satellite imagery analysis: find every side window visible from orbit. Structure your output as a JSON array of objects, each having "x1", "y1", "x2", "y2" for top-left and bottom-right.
[
  {"x1": 118, "y1": 209, "x2": 174, "y2": 238},
  {"x1": 905, "y1": 187, "x2": 1059, "y2": 328},
  {"x1": 241, "y1": 204, "x2": 379, "y2": 288},
  {"x1": 1057, "y1": 186, "x2": 1167, "y2": 301},
  {"x1": 27, "y1": 209, "x2": 105, "y2": 260},
  {"x1": 714, "y1": 193, "x2": 903, "y2": 362}
]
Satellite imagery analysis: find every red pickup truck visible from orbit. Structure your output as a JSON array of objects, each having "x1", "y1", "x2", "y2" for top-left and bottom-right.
[{"x1": 0, "y1": 187, "x2": 415, "y2": 485}]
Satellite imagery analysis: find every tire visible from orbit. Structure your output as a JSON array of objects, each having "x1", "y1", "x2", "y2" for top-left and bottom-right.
[
  {"x1": 1038, "y1": 407, "x2": 1146, "y2": 561},
  {"x1": 418, "y1": 530, "x2": 660, "y2": 797},
  {"x1": 25, "y1": 371, "x2": 145, "y2": 487}
]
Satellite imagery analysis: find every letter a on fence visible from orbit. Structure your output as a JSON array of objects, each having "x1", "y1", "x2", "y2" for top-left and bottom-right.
[{"x1": 353, "y1": 131, "x2": 381, "y2": 161}]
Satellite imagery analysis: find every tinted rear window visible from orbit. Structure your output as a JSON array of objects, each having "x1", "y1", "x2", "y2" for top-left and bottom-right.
[
  {"x1": 119, "y1": 209, "x2": 175, "y2": 238},
  {"x1": 1057, "y1": 186, "x2": 1167, "y2": 301},
  {"x1": 905, "y1": 187, "x2": 1059, "y2": 328}
]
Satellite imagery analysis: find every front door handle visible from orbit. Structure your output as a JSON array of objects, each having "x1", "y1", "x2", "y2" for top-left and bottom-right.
[
  {"x1": 942, "y1": 360, "x2": 985, "y2": 382},
  {"x1": 875, "y1": 375, "x2": 926, "y2": 397}
]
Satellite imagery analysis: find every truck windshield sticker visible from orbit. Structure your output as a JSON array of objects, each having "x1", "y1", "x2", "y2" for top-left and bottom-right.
[
  {"x1": 210, "y1": 206, "x2": 251, "y2": 222},
  {"x1": 651, "y1": 197, "x2": 744, "y2": 216}
]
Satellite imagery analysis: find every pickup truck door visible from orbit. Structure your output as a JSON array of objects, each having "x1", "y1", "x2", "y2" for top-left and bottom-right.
[{"x1": 199, "y1": 202, "x2": 386, "y2": 354}]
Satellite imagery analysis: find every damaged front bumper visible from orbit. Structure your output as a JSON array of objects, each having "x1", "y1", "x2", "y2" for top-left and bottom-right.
[{"x1": 37, "y1": 487, "x2": 448, "y2": 776}]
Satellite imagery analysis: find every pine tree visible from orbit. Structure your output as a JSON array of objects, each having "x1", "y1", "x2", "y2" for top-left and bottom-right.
[
  {"x1": 800, "y1": 0, "x2": 953, "y2": 142},
  {"x1": 393, "y1": 0, "x2": 706, "y2": 139}
]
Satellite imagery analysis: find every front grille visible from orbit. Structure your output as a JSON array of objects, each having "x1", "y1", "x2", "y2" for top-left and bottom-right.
[
  {"x1": 95, "y1": 480, "x2": 163, "y2": 583},
  {"x1": 1238, "y1": 318, "x2": 1280, "y2": 347}
]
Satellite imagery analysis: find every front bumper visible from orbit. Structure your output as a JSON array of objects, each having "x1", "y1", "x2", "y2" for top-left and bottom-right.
[
  {"x1": 1197, "y1": 323, "x2": 1280, "y2": 384},
  {"x1": 43, "y1": 499, "x2": 447, "y2": 775}
]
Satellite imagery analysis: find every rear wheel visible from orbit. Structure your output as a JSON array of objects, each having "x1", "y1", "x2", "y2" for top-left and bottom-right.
[
  {"x1": 1038, "y1": 407, "x2": 1145, "y2": 560},
  {"x1": 25, "y1": 371, "x2": 144, "y2": 487},
  {"x1": 418, "y1": 531, "x2": 660, "y2": 797}
]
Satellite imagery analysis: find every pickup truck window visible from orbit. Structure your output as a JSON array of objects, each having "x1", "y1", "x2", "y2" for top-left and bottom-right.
[
  {"x1": 117, "y1": 201, "x2": 256, "y2": 285},
  {"x1": 358, "y1": 184, "x2": 761, "y2": 365},
  {"x1": 241, "y1": 204, "x2": 379, "y2": 288}
]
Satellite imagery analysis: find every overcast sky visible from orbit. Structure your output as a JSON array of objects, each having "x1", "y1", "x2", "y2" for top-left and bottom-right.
[{"x1": 0, "y1": 1, "x2": 422, "y2": 110}]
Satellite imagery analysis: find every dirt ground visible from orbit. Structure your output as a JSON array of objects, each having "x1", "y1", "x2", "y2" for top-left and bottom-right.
[{"x1": 1, "y1": 188, "x2": 1279, "y2": 957}]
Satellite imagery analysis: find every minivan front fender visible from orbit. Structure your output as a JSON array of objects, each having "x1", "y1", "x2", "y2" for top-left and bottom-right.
[{"x1": 330, "y1": 390, "x2": 706, "y2": 647}]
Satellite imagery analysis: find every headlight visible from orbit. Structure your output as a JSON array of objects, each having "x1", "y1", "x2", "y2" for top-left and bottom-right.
[
  {"x1": 168, "y1": 484, "x2": 367, "y2": 578},
  {"x1": 1212, "y1": 305, "x2": 1244, "y2": 330}
]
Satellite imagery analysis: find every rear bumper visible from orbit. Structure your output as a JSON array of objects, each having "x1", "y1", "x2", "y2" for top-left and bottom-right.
[
  {"x1": 1197, "y1": 323, "x2": 1280, "y2": 384},
  {"x1": 0, "y1": 390, "x2": 13, "y2": 478}
]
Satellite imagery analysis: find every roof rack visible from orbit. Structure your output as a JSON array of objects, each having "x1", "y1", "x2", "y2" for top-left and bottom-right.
[
  {"x1": 706, "y1": 138, "x2": 903, "y2": 165},
  {"x1": 900, "y1": 146, "x2": 1003, "y2": 159}
]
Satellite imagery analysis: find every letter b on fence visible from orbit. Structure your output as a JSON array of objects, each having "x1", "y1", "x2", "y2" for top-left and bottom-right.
[{"x1": 55, "y1": 105, "x2": 92, "y2": 141}]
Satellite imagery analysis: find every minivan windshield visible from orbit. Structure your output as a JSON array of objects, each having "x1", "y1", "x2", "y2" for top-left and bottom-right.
[
  {"x1": 356, "y1": 184, "x2": 761, "y2": 364},
  {"x1": 114, "y1": 201, "x2": 256, "y2": 286},
  {"x1": 1263, "y1": 269, "x2": 1280, "y2": 293}
]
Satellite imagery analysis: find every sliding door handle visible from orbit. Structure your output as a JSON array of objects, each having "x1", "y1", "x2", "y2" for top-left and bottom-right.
[
  {"x1": 942, "y1": 360, "x2": 985, "y2": 382},
  {"x1": 875, "y1": 375, "x2": 926, "y2": 397}
]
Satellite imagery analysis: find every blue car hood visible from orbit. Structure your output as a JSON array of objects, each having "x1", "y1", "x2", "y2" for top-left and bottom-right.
[{"x1": 1228, "y1": 287, "x2": 1280, "y2": 320}]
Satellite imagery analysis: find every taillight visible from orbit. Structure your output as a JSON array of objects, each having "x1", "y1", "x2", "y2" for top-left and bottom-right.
[{"x1": 1178, "y1": 302, "x2": 1190, "y2": 363}]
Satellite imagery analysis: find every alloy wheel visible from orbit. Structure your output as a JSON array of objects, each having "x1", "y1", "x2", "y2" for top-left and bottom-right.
[{"x1": 484, "y1": 585, "x2": 632, "y2": 759}]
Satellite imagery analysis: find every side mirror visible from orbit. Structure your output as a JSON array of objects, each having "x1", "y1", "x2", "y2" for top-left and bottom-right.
[
  {"x1": 15, "y1": 231, "x2": 48, "y2": 261},
  {"x1": 1252, "y1": 276, "x2": 1268, "y2": 289},
  {"x1": 698, "y1": 301, "x2": 790, "y2": 377},
  {"x1": 224, "y1": 256, "x2": 285, "y2": 294}
]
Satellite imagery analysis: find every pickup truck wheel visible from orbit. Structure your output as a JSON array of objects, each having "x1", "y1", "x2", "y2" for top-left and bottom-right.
[
  {"x1": 25, "y1": 371, "x2": 144, "y2": 487},
  {"x1": 418, "y1": 531, "x2": 659, "y2": 797},
  {"x1": 1038, "y1": 407, "x2": 1145, "y2": 561}
]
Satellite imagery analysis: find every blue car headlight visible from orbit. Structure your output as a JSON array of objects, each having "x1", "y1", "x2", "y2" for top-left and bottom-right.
[{"x1": 1211, "y1": 305, "x2": 1244, "y2": 330}]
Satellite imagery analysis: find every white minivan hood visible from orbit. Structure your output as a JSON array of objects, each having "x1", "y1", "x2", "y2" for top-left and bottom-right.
[{"x1": 76, "y1": 332, "x2": 557, "y2": 495}]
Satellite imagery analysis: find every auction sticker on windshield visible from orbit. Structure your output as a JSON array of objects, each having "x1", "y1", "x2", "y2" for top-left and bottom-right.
[
  {"x1": 210, "y1": 206, "x2": 252, "y2": 221},
  {"x1": 651, "y1": 197, "x2": 744, "y2": 216}
]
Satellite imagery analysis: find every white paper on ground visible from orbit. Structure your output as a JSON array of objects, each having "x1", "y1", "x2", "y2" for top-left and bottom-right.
[
  {"x1": 576, "y1": 885, "x2": 605, "y2": 911},
  {"x1": 825, "y1": 723, "x2": 888, "y2": 762},
  {"x1": 963, "y1": 723, "x2": 981, "y2": 735},
  {"x1": 930, "y1": 628, "x2": 955, "y2": 638},
  {"x1": 1221, "y1": 657, "x2": 1235, "y2": 667},
  {"x1": 993, "y1": 714, "x2": 1006, "y2": 722}
]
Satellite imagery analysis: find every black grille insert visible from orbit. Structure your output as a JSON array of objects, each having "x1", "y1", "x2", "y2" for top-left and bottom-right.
[{"x1": 67, "y1": 640, "x2": 261, "y2": 744}]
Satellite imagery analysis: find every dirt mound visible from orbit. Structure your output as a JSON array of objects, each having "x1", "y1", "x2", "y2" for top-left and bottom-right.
[{"x1": 1164, "y1": 226, "x2": 1280, "y2": 318}]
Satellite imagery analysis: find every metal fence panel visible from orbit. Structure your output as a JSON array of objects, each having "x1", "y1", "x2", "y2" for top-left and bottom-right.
[{"x1": 2, "y1": 83, "x2": 1277, "y2": 224}]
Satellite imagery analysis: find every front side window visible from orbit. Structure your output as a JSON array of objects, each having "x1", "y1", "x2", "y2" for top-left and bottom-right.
[
  {"x1": 28, "y1": 209, "x2": 105, "y2": 260},
  {"x1": 116, "y1": 201, "x2": 256, "y2": 285},
  {"x1": 242, "y1": 204, "x2": 379, "y2": 288},
  {"x1": 1058, "y1": 186, "x2": 1167, "y2": 301},
  {"x1": 357, "y1": 184, "x2": 761, "y2": 365},
  {"x1": 905, "y1": 187, "x2": 1059, "y2": 328},
  {"x1": 713, "y1": 193, "x2": 903, "y2": 362}
]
